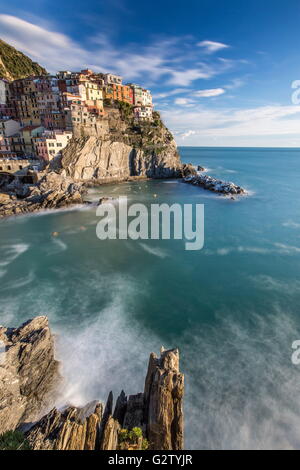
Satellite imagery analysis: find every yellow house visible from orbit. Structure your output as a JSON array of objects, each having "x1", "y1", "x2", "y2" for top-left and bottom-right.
[
  {"x1": 20, "y1": 125, "x2": 44, "y2": 156},
  {"x1": 83, "y1": 82, "x2": 103, "y2": 102}
]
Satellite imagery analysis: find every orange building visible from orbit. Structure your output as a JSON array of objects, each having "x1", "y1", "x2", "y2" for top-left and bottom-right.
[{"x1": 103, "y1": 84, "x2": 133, "y2": 104}]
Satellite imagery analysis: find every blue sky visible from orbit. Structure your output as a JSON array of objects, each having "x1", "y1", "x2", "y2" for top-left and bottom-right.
[{"x1": 1, "y1": 0, "x2": 300, "y2": 146}]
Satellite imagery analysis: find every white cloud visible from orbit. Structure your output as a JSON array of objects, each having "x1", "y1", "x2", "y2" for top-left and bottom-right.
[
  {"x1": 174, "y1": 97, "x2": 194, "y2": 106},
  {"x1": 194, "y1": 88, "x2": 225, "y2": 98},
  {"x1": 197, "y1": 40, "x2": 230, "y2": 54},
  {"x1": 224, "y1": 78, "x2": 246, "y2": 90},
  {"x1": 181, "y1": 130, "x2": 196, "y2": 139},
  {"x1": 162, "y1": 103, "x2": 300, "y2": 146},
  {"x1": 0, "y1": 15, "x2": 232, "y2": 88},
  {"x1": 153, "y1": 88, "x2": 190, "y2": 99}
]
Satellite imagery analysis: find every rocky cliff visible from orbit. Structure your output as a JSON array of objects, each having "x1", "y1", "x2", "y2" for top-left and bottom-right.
[
  {"x1": 60, "y1": 105, "x2": 183, "y2": 182},
  {"x1": 0, "y1": 317, "x2": 60, "y2": 433},
  {"x1": 0, "y1": 39, "x2": 47, "y2": 80},
  {"x1": 0, "y1": 317, "x2": 184, "y2": 450}
]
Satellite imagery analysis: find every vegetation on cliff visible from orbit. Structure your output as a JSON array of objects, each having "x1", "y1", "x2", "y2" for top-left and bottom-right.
[
  {"x1": 0, "y1": 430, "x2": 31, "y2": 450},
  {"x1": 0, "y1": 39, "x2": 47, "y2": 80}
]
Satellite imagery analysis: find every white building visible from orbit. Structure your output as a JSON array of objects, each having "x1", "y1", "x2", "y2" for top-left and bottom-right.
[
  {"x1": 104, "y1": 73, "x2": 123, "y2": 85},
  {"x1": 134, "y1": 105, "x2": 153, "y2": 121},
  {"x1": 141, "y1": 89, "x2": 152, "y2": 106},
  {"x1": 35, "y1": 130, "x2": 72, "y2": 161}
]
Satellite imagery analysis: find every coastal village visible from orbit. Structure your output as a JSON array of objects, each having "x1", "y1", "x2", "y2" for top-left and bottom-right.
[{"x1": 0, "y1": 70, "x2": 153, "y2": 174}]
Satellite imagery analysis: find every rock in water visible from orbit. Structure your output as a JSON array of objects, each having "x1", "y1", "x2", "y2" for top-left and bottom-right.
[
  {"x1": 0, "y1": 317, "x2": 60, "y2": 432},
  {"x1": 184, "y1": 173, "x2": 246, "y2": 195}
]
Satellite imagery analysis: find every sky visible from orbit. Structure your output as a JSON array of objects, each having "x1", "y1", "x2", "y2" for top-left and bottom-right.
[{"x1": 1, "y1": 0, "x2": 300, "y2": 147}]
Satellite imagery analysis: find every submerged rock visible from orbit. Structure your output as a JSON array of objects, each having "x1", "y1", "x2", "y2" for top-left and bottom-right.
[{"x1": 183, "y1": 173, "x2": 246, "y2": 195}]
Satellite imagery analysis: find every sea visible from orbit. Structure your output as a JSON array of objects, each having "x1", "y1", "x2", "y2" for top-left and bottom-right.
[{"x1": 1, "y1": 146, "x2": 300, "y2": 449}]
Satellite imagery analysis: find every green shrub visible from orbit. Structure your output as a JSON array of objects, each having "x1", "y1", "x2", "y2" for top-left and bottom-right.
[
  {"x1": 118, "y1": 427, "x2": 148, "y2": 450},
  {"x1": 0, "y1": 430, "x2": 31, "y2": 450},
  {"x1": 141, "y1": 438, "x2": 149, "y2": 450}
]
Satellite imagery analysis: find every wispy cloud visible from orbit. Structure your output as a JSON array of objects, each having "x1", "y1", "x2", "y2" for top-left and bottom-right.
[
  {"x1": 163, "y1": 104, "x2": 300, "y2": 146},
  {"x1": 0, "y1": 15, "x2": 239, "y2": 89},
  {"x1": 197, "y1": 40, "x2": 230, "y2": 54},
  {"x1": 194, "y1": 88, "x2": 225, "y2": 98},
  {"x1": 153, "y1": 88, "x2": 190, "y2": 99},
  {"x1": 174, "y1": 97, "x2": 194, "y2": 106}
]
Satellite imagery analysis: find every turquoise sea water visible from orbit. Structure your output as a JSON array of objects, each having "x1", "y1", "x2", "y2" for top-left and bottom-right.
[{"x1": 1, "y1": 146, "x2": 300, "y2": 449}]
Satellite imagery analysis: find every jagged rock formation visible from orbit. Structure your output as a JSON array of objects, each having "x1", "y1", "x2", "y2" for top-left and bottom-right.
[
  {"x1": 25, "y1": 402, "x2": 103, "y2": 450},
  {"x1": 60, "y1": 107, "x2": 182, "y2": 182},
  {"x1": 144, "y1": 349, "x2": 184, "y2": 450},
  {"x1": 0, "y1": 39, "x2": 47, "y2": 80},
  {"x1": 184, "y1": 173, "x2": 246, "y2": 195},
  {"x1": 0, "y1": 171, "x2": 85, "y2": 217},
  {"x1": 0, "y1": 317, "x2": 60, "y2": 433},
  {"x1": 25, "y1": 349, "x2": 184, "y2": 450}
]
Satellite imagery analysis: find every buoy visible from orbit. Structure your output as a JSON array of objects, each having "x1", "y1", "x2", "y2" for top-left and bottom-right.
[
  {"x1": 52, "y1": 232, "x2": 59, "y2": 237},
  {"x1": 153, "y1": 194, "x2": 157, "y2": 198}
]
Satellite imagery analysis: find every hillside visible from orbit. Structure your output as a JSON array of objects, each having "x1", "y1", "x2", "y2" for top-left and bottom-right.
[{"x1": 0, "y1": 39, "x2": 47, "y2": 80}]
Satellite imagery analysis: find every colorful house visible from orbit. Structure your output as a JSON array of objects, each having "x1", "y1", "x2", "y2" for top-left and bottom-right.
[{"x1": 35, "y1": 130, "x2": 72, "y2": 161}]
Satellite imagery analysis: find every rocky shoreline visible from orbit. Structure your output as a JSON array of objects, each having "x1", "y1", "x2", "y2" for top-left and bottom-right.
[
  {"x1": 0, "y1": 155, "x2": 246, "y2": 219},
  {"x1": 0, "y1": 317, "x2": 184, "y2": 450},
  {"x1": 0, "y1": 171, "x2": 86, "y2": 218}
]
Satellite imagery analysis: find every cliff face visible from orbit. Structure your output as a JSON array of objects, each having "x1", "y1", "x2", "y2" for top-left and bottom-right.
[
  {"x1": 0, "y1": 39, "x2": 47, "y2": 80},
  {"x1": 61, "y1": 106, "x2": 182, "y2": 182},
  {"x1": 0, "y1": 317, "x2": 60, "y2": 432}
]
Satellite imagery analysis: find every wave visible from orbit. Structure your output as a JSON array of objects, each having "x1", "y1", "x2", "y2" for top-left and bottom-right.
[
  {"x1": 282, "y1": 220, "x2": 300, "y2": 229},
  {"x1": 0, "y1": 271, "x2": 35, "y2": 292},
  {"x1": 251, "y1": 275, "x2": 300, "y2": 295},
  {"x1": 274, "y1": 243, "x2": 300, "y2": 254},
  {"x1": 139, "y1": 242, "x2": 169, "y2": 258},
  {"x1": 205, "y1": 246, "x2": 272, "y2": 256},
  {"x1": 43, "y1": 237, "x2": 68, "y2": 256},
  {"x1": 54, "y1": 273, "x2": 161, "y2": 408},
  {"x1": 0, "y1": 243, "x2": 29, "y2": 267},
  {"x1": 206, "y1": 242, "x2": 300, "y2": 256},
  {"x1": 182, "y1": 309, "x2": 300, "y2": 449}
]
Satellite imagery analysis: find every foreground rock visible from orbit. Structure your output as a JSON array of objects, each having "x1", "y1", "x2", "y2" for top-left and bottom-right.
[
  {"x1": 0, "y1": 171, "x2": 85, "y2": 218},
  {"x1": 183, "y1": 173, "x2": 246, "y2": 195},
  {"x1": 26, "y1": 348, "x2": 184, "y2": 450},
  {"x1": 0, "y1": 317, "x2": 60, "y2": 433},
  {"x1": 0, "y1": 316, "x2": 184, "y2": 450}
]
